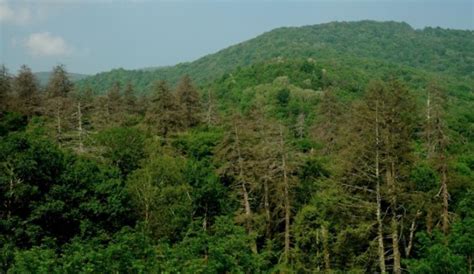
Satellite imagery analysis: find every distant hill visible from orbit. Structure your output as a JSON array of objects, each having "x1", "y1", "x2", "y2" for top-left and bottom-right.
[
  {"x1": 35, "y1": 72, "x2": 89, "y2": 87},
  {"x1": 76, "y1": 20, "x2": 474, "y2": 94}
]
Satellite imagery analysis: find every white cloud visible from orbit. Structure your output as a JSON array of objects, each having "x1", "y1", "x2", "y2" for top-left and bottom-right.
[
  {"x1": 24, "y1": 32, "x2": 73, "y2": 57},
  {"x1": 0, "y1": 0, "x2": 32, "y2": 25}
]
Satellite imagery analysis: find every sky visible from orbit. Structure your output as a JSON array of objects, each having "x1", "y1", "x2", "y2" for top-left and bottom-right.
[{"x1": 1, "y1": 0, "x2": 473, "y2": 75}]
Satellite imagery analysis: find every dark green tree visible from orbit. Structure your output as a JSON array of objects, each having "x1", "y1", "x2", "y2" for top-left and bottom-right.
[
  {"x1": 0, "y1": 65, "x2": 12, "y2": 112},
  {"x1": 124, "y1": 82, "x2": 137, "y2": 114},
  {"x1": 176, "y1": 75, "x2": 202, "y2": 128},
  {"x1": 145, "y1": 80, "x2": 182, "y2": 137},
  {"x1": 13, "y1": 65, "x2": 39, "y2": 117}
]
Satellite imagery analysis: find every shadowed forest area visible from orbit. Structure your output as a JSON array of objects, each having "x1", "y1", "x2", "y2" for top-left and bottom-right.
[{"x1": 0, "y1": 21, "x2": 473, "y2": 273}]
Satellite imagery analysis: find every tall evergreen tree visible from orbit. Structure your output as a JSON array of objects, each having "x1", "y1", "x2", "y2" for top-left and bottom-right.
[
  {"x1": 145, "y1": 80, "x2": 182, "y2": 138},
  {"x1": 340, "y1": 79, "x2": 418, "y2": 274},
  {"x1": 106, "y1": 81, "x2": 123, "y2": 123},
  {"x1": 176, "y1": 75, "x2": 201, "y2": 128},
  {"x1": 124, "y1": 82, "x2": 137, "y2": 114},
  {"x1": 47, "y1": 64, "x2": 73, "y2": 98},
  {"x1": 425, "y1": 82, "x2": 450, "y2": 235},
  {"x1": 215, "y1": 113, "x2": 259, "y2": 254},
  {"x1": 311, "y1": 87, "x2": 344, "y2": 155},
  {"x1": 45, "y1": 65, "x2": 74, "y2": 144},
  {"x1": 13, "y1": 65, "x2": 39, "y2": 117},
  {"x1": 204, "y1": 87, "x2": 219, "y2": 126},
  {"x1": 0, "y1": 65, "x2": 12, "y2": 112},
  {"x1": 70, "y1": 86, "x2": 95, "y2": 153}
]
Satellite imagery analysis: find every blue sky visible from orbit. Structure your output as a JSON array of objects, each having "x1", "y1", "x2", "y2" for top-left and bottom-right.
[{"x1": 1, "y1": 0, "x2": 473, "y2": 75}]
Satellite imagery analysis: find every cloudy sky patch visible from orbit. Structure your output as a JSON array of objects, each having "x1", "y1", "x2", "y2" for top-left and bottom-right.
[
  {"x1": 0, "y1": 0, "x2": 32, "y2": 25},
  {"x1": 24, "y1": 32, "x2": 73, "y2": 57}
]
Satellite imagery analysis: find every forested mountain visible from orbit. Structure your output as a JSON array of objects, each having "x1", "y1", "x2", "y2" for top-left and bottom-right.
[
  {"x1": 0, "y1": 20, "x2": 473, "y2": 273},
  {"x1": 77, "y1": 21, "x2": 473, "y2": 94}
]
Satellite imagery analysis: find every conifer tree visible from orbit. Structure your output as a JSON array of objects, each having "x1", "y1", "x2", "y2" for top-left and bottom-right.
[
  {"x1": 124, "y1": 82, "x2": 137, "y2": 114},
  {"x1": 204, "y1": 87, "x2": 218, "y2": 126},
  {"x1": 215, "y1": 113, "x2": 259, "y2": 254},
  {"x1": 145, "y1": 80, "x2": 182, "y2": 138},
  {"x1": 176, "y1": 75, "x2": 201, "y2": 128},
  {"x1": 45, "y1": 64, "x2": 74, "y2": 144},
  {"x1": 341, "y1": 79, "x2": 417, "y2": 274},
  {"x1": 244, "y1": 106, "x2": 302, "y2": 263},
  {"x1": 106, "y1": 81, "x2": 123, "y2": 124},
  {"x1": 71, "y1": 86, "x2": 95, "y2": 153},
  {"x1": 47, "y1": 64, "x2": 73, "y2": 98},
  {"x1": 311, "y1": 88, "x2": 343, "y2": 154},
  {"x1": 0, "y1": 65, "x2": 12, "y2": 112},
  {"x1": 13, "y1": 65, "x2": 39, "y2": 117},
  {"x1": 425, "y1": 82, "x2": 450, "y2": 235}
]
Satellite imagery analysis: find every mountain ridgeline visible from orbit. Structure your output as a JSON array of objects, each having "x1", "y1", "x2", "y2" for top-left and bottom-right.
[{"x1": 77, "y1": 20, "x2": 473, "y2": 94}]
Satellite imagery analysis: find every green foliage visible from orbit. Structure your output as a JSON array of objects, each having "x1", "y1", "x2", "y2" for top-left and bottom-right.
[
  {"x1": 162, "y1": 217, "x2": 268, "y2": 273},
  {"x1": 94, "y1": 127, "x2": 146, "y2": 177},
  {"x1": 407, "y1": 231, "x2": 467, "y2": 274},
  {"x1": 0, "y1": 131, "x2": 136, "y2": 269},
  {"x1": 127, "y1": 149, "x2": 192, "y2": 241},
  {"x1": 410, "y1": 163, "x2": 438, "y2": 192},
  {"x1": 8, "y1": 247, "x2": 59, "y2": 274},
  {"x1": 1, "y1": 20, "x2": 473, "y2": 274},
  {"x1": 59, "y1": 228, "x2": 158, "y2": 273},
  {"x1": 0, "y1": 112, "x2": 27, "y2": 136}
]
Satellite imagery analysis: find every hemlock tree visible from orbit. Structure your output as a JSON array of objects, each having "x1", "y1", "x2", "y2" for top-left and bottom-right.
[
  {"x1": 176, "y1": 75, "x2": 201, "y2": 128},
  {"x1": 203, "y1": 87, "x2": 219, "y2": 126},
  {"x1": 425, "y1": 83, "x2": 451, "y2": 235},
  {"x1": 46, "y1": 64, "x2": 74, "y2": 144},
  {"x1": 106, "y1": 81, "x2": 124, "y2": 124},
  {"x1": 311, "y1": 87, "x2": 343, "y2": 154},
  {"x1": 71, "y1": 86, "x2": 95, "y2": 153},
  {"x1": 145, "y1": 80, "x2": 182, "y2": 138},
  {"x1": 340, "y1": 79, "x2": 418, "y2": 274},
  {"x1": 13, "y1": 65, "x2": 39, "y2": 117},
  {"x1": 0, "y1": 65, "x2": 12, "y2": 112},
  {"x1": 215, "y1": 113, "x2": 259, "y2": 254},
  {"x1": 124, "y1": 82, "x2": 137, "y2": 114}
]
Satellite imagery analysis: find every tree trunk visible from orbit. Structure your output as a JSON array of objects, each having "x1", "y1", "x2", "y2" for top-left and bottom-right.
[
  {"x1": 234, "y1": 123, "x2": 257, "y2": 254},
  {"x1": 206, "y1": 89, "x2": 213, "y2": 126},
  {"x1": 426, "y1": 209, "x2": 433, "y2": 235},
  {"x1": 144, "y1": 202, "x2": 150, "y2": 228},
  {"x1": 387, "y1": 163, "x2": 401, "y2": 274},
  {"x1": 426, "y1": 91, "x2": 434, "y2": 158},
  {"x1": 280, "y1": 125, "x2": 291, "y2": 264},
  {"x1": 376, "y1": 176, "x2": 386, "y2": 273},
  {"x1": 56, "y1": 99, "x2": 62, "y2": 144},
  {"x1": 391, "y1": 217, "x2": 402, "y2": 274},
  {"x1": 202, "y1": 206, "x2": 208, "y2": 231},
  {"x1": 203, "y1": 206, "x2": 209, "y2": 262},
  {"x1": 406, "y1": 210, "x2": 421, "y2": 258},
  {"x1": 7, "y1": 176, "x2": 13, "y2": 220},
  {"x1": 468, "y1": 255, "x2": 472, "y2": 274},
  {"x1": 441, "y1": 156, "x2": 449, "y2": 235},
  {"x1": 375, "y1": 101, "x2": 387, "y2": 273},
  {"x1": 264, "y1": 177, "x2": 272, "y2": 238},
  {"x1": 321, "y1": 225, "x2": 331, "y2": 271},
  {"x1": 77, "y1": 102, "x2": 84, "y2": 153}
]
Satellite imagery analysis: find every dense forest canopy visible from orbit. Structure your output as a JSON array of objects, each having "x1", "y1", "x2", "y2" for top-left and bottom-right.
[{"x1": 0, "y1": 21, "x2": 473, "y2": 273}]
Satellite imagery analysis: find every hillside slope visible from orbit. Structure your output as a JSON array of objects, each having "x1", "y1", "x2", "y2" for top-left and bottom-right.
[{"x1": 77, "y1": 20, "x2": 473, "y2": 94}]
